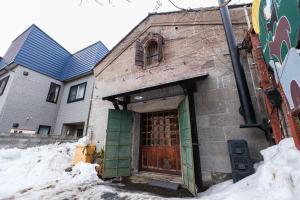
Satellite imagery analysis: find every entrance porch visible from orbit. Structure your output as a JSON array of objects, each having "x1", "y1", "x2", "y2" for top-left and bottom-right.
[{"x1": 102, "y1": 75, "x2": 208, "y2": 196}]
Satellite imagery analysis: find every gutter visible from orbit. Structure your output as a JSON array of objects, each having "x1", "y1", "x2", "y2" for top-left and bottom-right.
[{"x1": 0, "y1": 62, "x2": 16, "y2": 75}]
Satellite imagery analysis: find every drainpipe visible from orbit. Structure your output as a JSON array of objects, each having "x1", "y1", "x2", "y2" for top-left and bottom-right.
[
  {"x1": 218, "y1": 1, "x2": 271, "y2": 138},
  {"x1": 85, "y1": 80, "x2": 95, "y2": 141},
  {"x1": 218, "y1": 0, "x2": 257, "y2": 125}
]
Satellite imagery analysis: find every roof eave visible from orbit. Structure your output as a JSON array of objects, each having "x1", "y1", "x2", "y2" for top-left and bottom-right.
[
  {"x1": 62, "y1": 71, "x2": 93, "y2": 83},
  {"x1": 0, "y1": 62, "x2": 18, "y2": 76}
]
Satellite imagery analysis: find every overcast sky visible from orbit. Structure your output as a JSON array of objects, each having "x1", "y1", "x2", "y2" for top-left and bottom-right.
[{"x1": 0, "y1": 0, "x2": 250, "y2": 55}]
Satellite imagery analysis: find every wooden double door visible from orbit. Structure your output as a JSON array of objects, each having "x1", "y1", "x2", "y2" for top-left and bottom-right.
[
  {"x1": 103, "y1": 97, "x2": 197, "y2": 196},
  {"x1": 140, "y1": 110, "x2": 181, "y2": 175}
]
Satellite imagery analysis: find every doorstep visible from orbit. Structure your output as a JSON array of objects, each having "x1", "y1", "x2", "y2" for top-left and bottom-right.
[
  {"x1": 131, "y1": 171, "x2": 183, "y2": 185},
  {"x1": 108, "y1": 172, "x2": 192, "y2": 198}
]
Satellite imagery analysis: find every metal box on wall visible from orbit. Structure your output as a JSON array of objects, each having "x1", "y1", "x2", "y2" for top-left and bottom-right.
[{"x1": 227, "y1": 140, "x2": 254, "y2": 183}]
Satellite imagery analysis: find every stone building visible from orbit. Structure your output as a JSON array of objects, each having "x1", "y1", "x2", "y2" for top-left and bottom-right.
[{"x1": 87, "y1": 5, "x2": 269, "y2": 194}]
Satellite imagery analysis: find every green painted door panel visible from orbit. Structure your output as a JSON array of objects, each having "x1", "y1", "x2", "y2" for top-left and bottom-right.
[
  {"x1": 178, "y1": 97, "x2": 197, "y2": 196},
  {"x1": 103, "y1": 109, "x2": 133, "y2": 178}
]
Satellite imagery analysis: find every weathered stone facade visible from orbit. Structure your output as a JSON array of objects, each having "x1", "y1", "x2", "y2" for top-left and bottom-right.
[{"x1": 89, "y1": 6, "x2": 269, "y2": 187}]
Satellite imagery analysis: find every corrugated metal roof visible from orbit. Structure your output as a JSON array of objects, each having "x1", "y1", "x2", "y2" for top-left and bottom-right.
[
  {"x1": 14, "y1": 25, "x2": 71, "y2": 80},
  {"x1": 0, "y1": 24, "x2": 108, "y2": 81},
  {"x1": 60, "y1": 41, "x2": 108, "y2": 81}
]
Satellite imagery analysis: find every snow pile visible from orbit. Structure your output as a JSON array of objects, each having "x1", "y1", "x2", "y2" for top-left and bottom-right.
[
  {"x1": 76, "y1": 136, "x2": 90, "y2": 145},
  {"x1": 0, "y1": 142, "x2": 100, "y2": 199},
  {"x1": 71, "y1": 161, "x2": 99, "y2": 182},
  {"x1": 199, "y1": 138, "x2": 300, "y2": 200}
]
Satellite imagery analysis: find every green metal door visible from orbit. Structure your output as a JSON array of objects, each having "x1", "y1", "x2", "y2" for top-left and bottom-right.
[
  {"x1": 178, "y1": 97, "x2": 197, "y2": 196},
  {"x1": 103, "y1": 109, "x2": 133, "y2": 178}
]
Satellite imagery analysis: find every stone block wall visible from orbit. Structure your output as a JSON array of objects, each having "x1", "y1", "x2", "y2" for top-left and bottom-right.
[{"x1": 89, "y1": 7, "x2": 270, "y2": 186}]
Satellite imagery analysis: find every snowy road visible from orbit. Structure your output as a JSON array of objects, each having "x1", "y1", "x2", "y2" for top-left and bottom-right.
[{"x1": 8, "y1": 180, "x2": 163, "y2": 200}]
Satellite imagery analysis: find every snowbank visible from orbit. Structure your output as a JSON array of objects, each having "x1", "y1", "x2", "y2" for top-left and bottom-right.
[
  {"x1": 198, "y1": 138, "x2": 300, "y2": 200},
  {"x1": 76, "y1": 136, "x2": 91, "y2": 145},
  {"x1": 0, "y1": 142, "x2": 100, "y2": 199}
]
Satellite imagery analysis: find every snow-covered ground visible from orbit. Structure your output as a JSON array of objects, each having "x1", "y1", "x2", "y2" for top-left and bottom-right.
[
  {"x1": 0, "y1": 138, "x2": 299, "y2": 200},
  {"x1": 199, "y1": 138, "x2": 300, "y2": 200}
]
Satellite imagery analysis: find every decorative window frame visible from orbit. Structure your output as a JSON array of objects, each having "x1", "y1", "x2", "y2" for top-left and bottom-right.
[{"x1": 135, "y1": 32, "x2": 164, "y2": 69}]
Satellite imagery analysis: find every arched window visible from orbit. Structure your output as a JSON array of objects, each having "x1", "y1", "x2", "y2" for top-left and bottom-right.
[
  {"x1": 135, "y1": 33, "x2": 164, "y2": 68},
  {"x1": 145, "y1": 40, "x2": 159, "y2": 66}
]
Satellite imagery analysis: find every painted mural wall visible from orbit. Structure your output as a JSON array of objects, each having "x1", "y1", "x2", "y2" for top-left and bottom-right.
[{"x1": 253, "y1": 0, "x2": 300, "y2": 113}]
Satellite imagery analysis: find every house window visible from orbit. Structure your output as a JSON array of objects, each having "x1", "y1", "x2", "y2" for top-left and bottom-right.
[
  {"x1": 77, "y1": 128, "x2": 84, "y2": 138},
  {"x1": 0, "y1": 76, "x2": 9, "y2": 96},
  {"x1": 46, "y1": 82, "x2": 61, "y2": 103},
  {"x1": 146, "y1": 41, "x2": 159, "y2": 66},
  {"x1": 38, "y1": 125, "x2": 51, "y2": 135},
  {"x1": 67, "y1": 82, "x2": 87, "y2": 103}
]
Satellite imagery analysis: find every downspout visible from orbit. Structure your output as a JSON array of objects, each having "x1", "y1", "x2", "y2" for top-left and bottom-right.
[
  {"x1": 218, "y1": 1, "x2": 270, "y2": 138},
  {"x1": 85, "y1": 80, "x2": 95, "y2": 141}
]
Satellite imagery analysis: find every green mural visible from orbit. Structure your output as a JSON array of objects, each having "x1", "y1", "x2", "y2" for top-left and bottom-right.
[
  {"x1": 258, "y1": 0, "x2": 300, "y2": 112},
  {"x1": 259, "y1": 0, "x2": 300, "y2": 64}
]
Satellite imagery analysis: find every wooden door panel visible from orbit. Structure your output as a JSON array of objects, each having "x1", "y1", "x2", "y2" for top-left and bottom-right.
[
  {"x1": 103, "y1": 109, "x2": 133, "y2": 179},
  {"x1": 178, "y1": 97, "x2": 197, "y2": 196},
  {"x1": 141, "y1": 146, "x2": 181, "y2": 174},
  {"x1": 140, "y1": 110, "x2": 181, "y2": 175}
]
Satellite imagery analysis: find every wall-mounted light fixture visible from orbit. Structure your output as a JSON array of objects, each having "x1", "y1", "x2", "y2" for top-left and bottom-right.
[{"x1": 134, "y1": 95, "x2": 143, "y2": 100}]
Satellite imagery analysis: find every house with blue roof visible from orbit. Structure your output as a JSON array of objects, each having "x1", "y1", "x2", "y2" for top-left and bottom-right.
[{"x1": 0, "y1": 24, "x2": 108, "y2": 137}]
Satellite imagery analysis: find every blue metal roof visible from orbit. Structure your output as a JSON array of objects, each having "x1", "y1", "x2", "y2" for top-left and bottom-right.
[
  {"x1": 0, "y1": 25, "x2": 108, "y2": 81},
  {"x1": 60, "y1": 41, "x2": 108, "y2": 80}
]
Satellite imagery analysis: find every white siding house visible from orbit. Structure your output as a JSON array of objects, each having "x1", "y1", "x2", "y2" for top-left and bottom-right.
[{"x1": 0, "y1": 25, "x2": 108, "y2": 137}]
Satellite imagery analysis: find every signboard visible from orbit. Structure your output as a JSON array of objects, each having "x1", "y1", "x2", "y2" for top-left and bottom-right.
[{"x1": 257, "y1": 0, "x2": 300, "y2": 113}]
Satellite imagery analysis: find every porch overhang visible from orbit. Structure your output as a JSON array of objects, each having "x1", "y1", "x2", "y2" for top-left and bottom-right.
[{"x1": 102, "y1": 73, "x2": 209, "y2": 102}]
